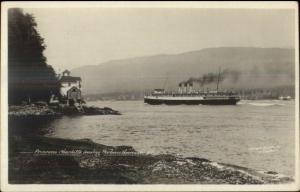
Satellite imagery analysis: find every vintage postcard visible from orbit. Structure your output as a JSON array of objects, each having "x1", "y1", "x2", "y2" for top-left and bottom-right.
[{"x1": 1, "y1": 1, "x2": 299, "y2": 191}]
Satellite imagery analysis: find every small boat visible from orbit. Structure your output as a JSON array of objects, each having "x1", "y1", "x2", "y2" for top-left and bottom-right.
[{"x1": 279, "y1": 96, "x2": 292, "y2": 101}]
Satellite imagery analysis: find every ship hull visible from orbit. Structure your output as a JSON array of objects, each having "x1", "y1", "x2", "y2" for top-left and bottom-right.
[{"x1": 144, "y1": 97, "x2": 239, "y2": 105}]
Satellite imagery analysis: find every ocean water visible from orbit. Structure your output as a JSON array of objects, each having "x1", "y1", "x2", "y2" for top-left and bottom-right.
[{"x1": 45, "y1": 100, "x2": 295, "y2": 177}]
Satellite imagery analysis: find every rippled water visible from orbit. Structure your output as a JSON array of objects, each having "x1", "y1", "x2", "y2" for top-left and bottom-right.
[{"x1": 45, "y1": 100, "x2": 295, "y2": 176}]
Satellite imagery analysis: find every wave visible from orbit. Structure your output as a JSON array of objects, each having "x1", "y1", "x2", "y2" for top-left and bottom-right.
[
  {"x1": 237, "y1": 101, "x2": 248, "y2": 105},
  {"x1": 249, "y1": 146, "x2": 280, "y2": 153},
  {"x1": 247, "y1": 102, "x2": 285, "y2": 107},
  {"x1": 236, "y1": 100, "x2": 286, "y2": 106}
]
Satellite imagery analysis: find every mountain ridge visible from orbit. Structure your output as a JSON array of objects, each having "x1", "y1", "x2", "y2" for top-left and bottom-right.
[
  {"x1": 71, "y1": 47, "x2": 295, "y2": 94},
  {"x1": 72, "y1": 47, "x2": 294, "y2": 70}
]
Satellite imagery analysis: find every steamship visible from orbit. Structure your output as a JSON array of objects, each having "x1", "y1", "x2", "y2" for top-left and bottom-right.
[{"x1": 144, "y1": 74, "x2": 241, "y2": 105}]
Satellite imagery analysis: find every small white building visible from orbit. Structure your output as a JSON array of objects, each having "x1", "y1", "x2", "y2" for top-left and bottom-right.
[{"x1": 60, "y1": 70, "x2": 83, "y2": 106}]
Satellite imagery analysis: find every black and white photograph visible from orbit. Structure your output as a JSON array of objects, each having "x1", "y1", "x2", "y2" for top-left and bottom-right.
[{"x1": 1, "y1": 1, "x2": 299, "y2": 191}]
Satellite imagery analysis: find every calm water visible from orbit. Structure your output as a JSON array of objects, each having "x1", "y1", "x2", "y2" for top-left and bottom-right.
[{"x1": 45, "y1": 100, "x2": 295, "y2": 176}]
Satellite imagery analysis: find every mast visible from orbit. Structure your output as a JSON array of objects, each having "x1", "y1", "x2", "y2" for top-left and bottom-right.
[
  {"x1": 163, "y1": 76, "x2": 168, "y2": 91},
  {"x1": 217, "y1": 67, "x2": 221, "y2": 92},
  {"x1": 163, "y1": 72, "x2": 169, "y2": 91}
]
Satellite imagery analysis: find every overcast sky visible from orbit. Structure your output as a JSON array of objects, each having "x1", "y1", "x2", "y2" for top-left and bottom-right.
[{"x1": 24, "y1": 8, "x2": 295, "y2": 71}]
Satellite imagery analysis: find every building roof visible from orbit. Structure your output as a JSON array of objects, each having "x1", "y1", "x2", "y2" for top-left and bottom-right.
[
  {"x1": 60, "y1": 76, "x2": 81, "y2": 83},
  {"x1": 67, "y1": 86, "x2": 81, "y2": 93},
  {"x1": 62, "y1": 69, "x2": 71, "y2": 74}
]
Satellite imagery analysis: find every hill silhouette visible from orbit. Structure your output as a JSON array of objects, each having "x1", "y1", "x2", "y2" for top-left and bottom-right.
[{"x1": 72, "y1": 47, "x2": 295, "y2": 94}]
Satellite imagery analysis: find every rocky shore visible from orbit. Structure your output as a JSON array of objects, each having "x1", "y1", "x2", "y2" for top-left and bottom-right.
[
  {"x1": 9, "y1": 136, "x2": 293, "y2": 184},
  {"x1": 8, "y1": 103, "x2": 121, "y2": 117}
]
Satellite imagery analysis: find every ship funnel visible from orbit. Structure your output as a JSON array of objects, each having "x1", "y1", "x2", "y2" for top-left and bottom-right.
[
  {"x1": 178, "y1": 83, "x2": 182, "y2": 94},
  {"x1": 188, "y1": 82, "x2": 193, "y2": 93},
  {"x1": 183, "y1": 83, "x2": 187, "y2": 93},
  {"x1": 179, "y1": 82, "x2": 193, "y2": 94}
]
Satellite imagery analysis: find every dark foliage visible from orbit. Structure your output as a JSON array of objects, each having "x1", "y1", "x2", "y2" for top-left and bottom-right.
[{"x1": 8, "y1": 8, "x2": 60, "y2": 104}]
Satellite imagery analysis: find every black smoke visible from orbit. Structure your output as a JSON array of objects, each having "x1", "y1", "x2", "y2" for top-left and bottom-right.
[{"x1": 181, "y1": 69, "x2": 241, "y2": 87}]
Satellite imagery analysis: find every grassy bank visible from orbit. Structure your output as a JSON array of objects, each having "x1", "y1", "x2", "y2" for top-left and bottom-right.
[{"x1": 9, "y1": 136, "x2": 293, "y2": 184}]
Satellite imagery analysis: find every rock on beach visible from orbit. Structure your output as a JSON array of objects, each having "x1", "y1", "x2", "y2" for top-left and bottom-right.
[
  {"x1": 9, "y1": 104, "x2": 61, "y2": 117},
  {"x1": 8, "y1": 103, "x2": 121, "y2": 117}
]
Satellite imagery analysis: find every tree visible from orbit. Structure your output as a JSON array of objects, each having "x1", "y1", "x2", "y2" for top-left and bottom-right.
[{"x1": 8, "y1": 8, "x2": 60, "y2": 104}]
